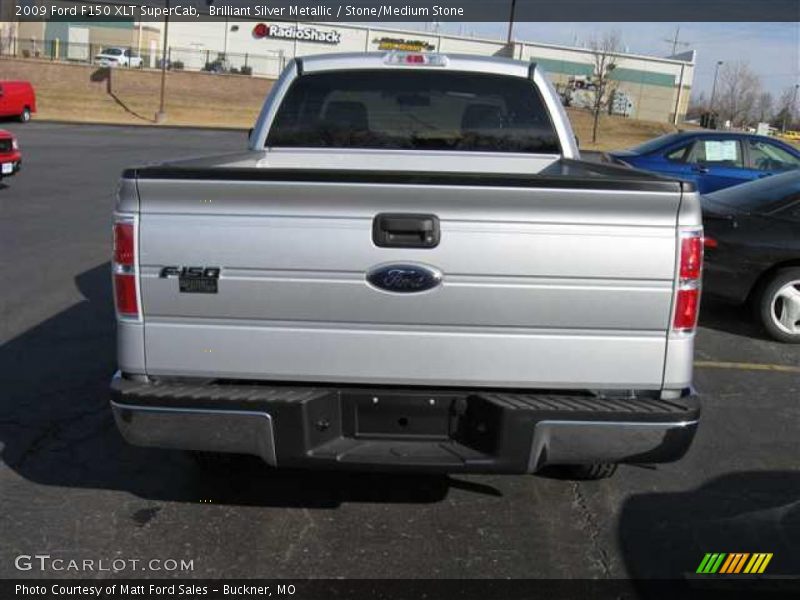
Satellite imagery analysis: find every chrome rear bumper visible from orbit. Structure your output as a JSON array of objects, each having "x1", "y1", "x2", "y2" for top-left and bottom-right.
[
  {"x1": 111, "y1": 401, "x2": 277, "y2": 465},
  {"x1": 111, "y1": 373, "x2": 699, "y2": 473},
  {"x1": 528, "y1": 419, "x2": 697, "y2": 471}
]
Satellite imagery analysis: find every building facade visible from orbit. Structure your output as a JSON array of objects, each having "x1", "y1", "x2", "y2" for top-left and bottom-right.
[
  {"x1": 164, "y1": 20, "x2": 694, "y2": 123},
  {"x1": 0, "y1": 13, "x2": 694, "y2": 123},
  {"x1": 11, "y1": 20, "x2": 161, "y2": 62}
]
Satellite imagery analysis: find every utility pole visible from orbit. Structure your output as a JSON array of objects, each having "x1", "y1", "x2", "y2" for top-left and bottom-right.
[
  {"x1": 673, "y1": 62, "x2": 685, "y2": 125},
  {"x1": 223, "y1": 17, "x2": 229, "y2": 57},
  {"x1": 155, "y1": 0, "x2": 170, "y2": 123},
  {"x1": 506, "y1": 0, "x2": 517, "y2": 44}
]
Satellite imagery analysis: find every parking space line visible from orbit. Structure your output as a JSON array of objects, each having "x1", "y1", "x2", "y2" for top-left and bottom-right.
[{"x1": 695, "y1": 360, "x2": 800, "y2": 373}]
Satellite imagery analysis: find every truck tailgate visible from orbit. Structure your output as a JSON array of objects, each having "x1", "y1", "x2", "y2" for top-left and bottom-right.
[{"x1": 135, "y1": 169, "x2": 681, "y2": 389}]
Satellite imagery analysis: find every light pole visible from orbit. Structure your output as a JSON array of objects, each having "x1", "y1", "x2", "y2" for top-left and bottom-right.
[
  {"x1": 709, "y1": 60, "x2": 723, "y2": 113},
  {"x1": 506, "y1": 0, "x2": 517, "y2": 44},
  {"x1": 155, "y1": 0, "x2": 170, "y2": 123}
]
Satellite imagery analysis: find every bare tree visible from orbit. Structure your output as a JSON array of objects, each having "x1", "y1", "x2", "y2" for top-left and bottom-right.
[
  {"x1": 686, "y1": 91, "x2": 708, "y2": 121},
  {"x1": 587, "y1": 31, "x2": 622, "y2": 143},
  {"x1": 716, "y1": 61, "x2": 761, "y2": 127},
  {"x1": 776, "y1": 85, "x2": 800, "y2": 131},
  {"x1": 756, "y1": 92, "x2": 774, "y2": 123}
]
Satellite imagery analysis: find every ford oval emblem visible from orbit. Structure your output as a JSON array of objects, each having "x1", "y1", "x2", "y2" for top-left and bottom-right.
[{"x1": 367, "y1": 263, "x2": 442, "y2": 293}]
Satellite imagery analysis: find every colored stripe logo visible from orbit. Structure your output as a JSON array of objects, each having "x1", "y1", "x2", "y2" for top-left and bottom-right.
[{"x1": 696, "y1": 553, "x2": 773, "y2": 574}]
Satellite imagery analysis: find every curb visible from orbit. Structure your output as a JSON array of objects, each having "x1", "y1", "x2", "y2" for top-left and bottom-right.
[{"x1": 18, "y1": 118, "x2": 249, "y2": 133}]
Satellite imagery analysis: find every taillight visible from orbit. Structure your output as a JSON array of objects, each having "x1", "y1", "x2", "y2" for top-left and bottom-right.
[
  {"x1": 113, "y1": 222, "x2": 134, "y2": 264},
  {"x1": 679, "y1": 234, "x2": 703, "y2": 279},
  {"x1": 113, "y1": 217, "x2": 139, "y2": 318},
  {"x1": 673, "y1": 287, "x2": 700, "y2": 330},
  {"x1": 673, "y1": 228, "x2": 703, "y2": 333},
  {"x1": 703, "y1": 236, "x2": 718, "y2": 249},
  {"x1": 384, "y1": 52, "x2": 448, "y2": 67},
  {"x1": 114, "y1": 274, "x2": 138, "y2": 315}
]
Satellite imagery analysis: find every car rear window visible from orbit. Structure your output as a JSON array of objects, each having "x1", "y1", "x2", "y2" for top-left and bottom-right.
[
  {"x1": 266, "y1": 70, "x2": 561, "y2": 154},
  {"x1": 705, "y1": 169, "x2": 800, "y2": 212}
]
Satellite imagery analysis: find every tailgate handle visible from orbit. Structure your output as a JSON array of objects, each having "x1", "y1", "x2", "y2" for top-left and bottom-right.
[{"x1": 373, "y1": 213, "x2": 440, "y2": 248}]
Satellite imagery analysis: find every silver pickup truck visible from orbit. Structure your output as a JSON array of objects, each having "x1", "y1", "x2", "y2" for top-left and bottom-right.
[{"x1": 111, "y1": 52, "x2": 702, "y2": 479}]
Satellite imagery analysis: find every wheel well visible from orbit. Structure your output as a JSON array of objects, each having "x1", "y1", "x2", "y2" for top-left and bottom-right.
[{"x1": 746, "y1": 259, "x2": 800, "y2": 304}]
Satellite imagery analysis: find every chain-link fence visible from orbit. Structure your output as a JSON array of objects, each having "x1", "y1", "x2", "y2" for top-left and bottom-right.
[
  {"x1": 0, "y1": 37, "x2": 286, "y2": 78},
  {"x1": 166, "y1": 45, "x2": 285, "y2": 77}
]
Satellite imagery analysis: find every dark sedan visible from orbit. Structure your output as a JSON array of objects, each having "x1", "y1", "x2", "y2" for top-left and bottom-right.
[{"x1": 702, "y1": 170, "x2": 800, "y2": 343}]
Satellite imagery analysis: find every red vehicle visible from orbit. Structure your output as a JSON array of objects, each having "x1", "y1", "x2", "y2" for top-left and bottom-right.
[
  {"x1": 0, "y1": 81, "x2": 36, "y2": 122},
  {"x1": 0, "y1": 130, "x2": 21, "y2": 180}
]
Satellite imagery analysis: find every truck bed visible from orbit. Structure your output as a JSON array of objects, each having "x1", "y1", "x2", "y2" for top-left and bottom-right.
[{"x1": 124, "y1": 153, "x2": 692, "y2": 194}]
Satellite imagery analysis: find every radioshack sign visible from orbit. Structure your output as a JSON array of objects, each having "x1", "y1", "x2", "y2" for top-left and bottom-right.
[{"x1": 252, "y1": 23, "x2": 341, "y2": 45}]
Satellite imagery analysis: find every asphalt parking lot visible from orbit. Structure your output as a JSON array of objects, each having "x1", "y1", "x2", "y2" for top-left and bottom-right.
[{"x1": 1, "y1": 122, "x2": 798, "y2": 583}]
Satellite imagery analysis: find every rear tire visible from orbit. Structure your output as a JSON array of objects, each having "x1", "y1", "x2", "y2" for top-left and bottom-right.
[
  {"x1": 19, "y1": 107, "x2": 31, "y2": 123},
  {"x1": 539, "y1": 463, "x2": 618, "y2": 480},
  {"x1": 755, "y1": 267, "x2": 800, "y2": 344}
]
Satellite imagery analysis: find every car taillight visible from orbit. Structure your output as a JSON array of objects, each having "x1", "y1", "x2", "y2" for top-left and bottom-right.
[
  {"x1": 703, "y1": 236, "x2": 718, "y2": 249},
  {"x1": 113, "y1": 217, "x2": 139, "y2": 318},
  {"x1": 673, "y1": 228, "x2": 703, "y2": 333}
]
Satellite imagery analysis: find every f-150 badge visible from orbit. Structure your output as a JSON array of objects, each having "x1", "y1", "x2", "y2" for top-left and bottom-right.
[
  {"x1": 367, "y1": 264, "x2": 441, "y2": 293},
  {"x1": 159, "y1": 266, "x2": 220, "y2": 294}
]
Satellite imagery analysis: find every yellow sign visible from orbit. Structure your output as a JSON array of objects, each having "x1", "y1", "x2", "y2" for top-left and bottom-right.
[{"x1": 375, "y1": 38, "x2": 435, "y2": 52}]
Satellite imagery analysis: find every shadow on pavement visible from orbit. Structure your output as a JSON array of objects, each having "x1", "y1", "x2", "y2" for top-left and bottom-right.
[
  {"x1": 619, "y1": 471, "x2": 800, "y2": 593},
  {"x1": 698, "y1": 295, "x2": 771, "y2": 341},
  {"x1": 0, "y1": 263, "x2": 495, "y2": 508}
]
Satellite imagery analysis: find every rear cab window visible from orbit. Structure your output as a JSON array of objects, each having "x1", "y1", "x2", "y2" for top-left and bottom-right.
[{"x1": 266, "y1": 70, "x2": 562, "y2": 154}]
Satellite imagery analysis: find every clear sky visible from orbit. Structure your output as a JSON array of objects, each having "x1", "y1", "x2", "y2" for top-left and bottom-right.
[{"x1": 387, "y1": 22, "x2": 799, "y2": 98}]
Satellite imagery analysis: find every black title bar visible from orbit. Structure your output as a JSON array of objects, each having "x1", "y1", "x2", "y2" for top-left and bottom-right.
[
  {"x1": 6, "y1": 578, "x2": 800, "y2": 600},
  {"x1": 11, "y1": 0, "x2": 800, "y2": 22}
]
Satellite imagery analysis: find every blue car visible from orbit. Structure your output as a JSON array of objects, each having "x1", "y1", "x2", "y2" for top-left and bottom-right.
[{"x1": 608, "y1": 131, "x2": 800, "y2": 194}]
